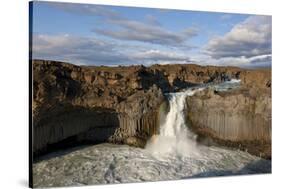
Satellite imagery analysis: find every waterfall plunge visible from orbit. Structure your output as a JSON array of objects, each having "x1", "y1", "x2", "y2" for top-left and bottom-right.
[
  {"x1": 145, "y1": 80, "x2": 241, "y2": 157},
  {"x1": 146, "y1": 88, "x2": 203, "y2": 157}
]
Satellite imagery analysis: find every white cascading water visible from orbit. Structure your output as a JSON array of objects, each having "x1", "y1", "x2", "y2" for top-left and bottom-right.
[
  {"x1": 146, "y1": 88, "x2": 204, "y2": 157},
  {"x1": 146, "y1": 79, "x2": 242, "y2": 157}
]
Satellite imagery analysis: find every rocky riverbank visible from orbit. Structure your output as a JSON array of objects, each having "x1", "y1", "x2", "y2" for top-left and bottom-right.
[{"x1": 32, "y1": 60, "x2": 271, "y2": 158}]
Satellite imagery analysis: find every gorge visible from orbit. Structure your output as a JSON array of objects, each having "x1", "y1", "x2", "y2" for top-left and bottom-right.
[{"x1": 32, "y1": 59, "x2": 272, "y2": 187}]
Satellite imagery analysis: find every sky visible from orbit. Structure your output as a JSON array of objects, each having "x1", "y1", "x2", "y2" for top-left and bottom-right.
[{"x1": 31, "y1": 1, "x2": 272, "y2": 68}]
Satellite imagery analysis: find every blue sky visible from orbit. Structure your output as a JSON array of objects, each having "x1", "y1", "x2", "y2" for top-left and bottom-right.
[{"x1": 31, "y1": 1, "x2": 272, "y2": 68}]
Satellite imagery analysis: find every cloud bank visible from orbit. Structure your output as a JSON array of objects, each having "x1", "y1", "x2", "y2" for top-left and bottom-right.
[
  {"x1": 95, "y1": 20, "x2": 198, "y2": 47},
  {"x1": 48, "y1": 2, "x2": 198, "y2": 47},
  {"x1": 33, "y1": 34, "x2": 192, "y2": 66},
  {"x1": 204, "y1": 15, "x2": 271, "y2": 67},
  {"x1": 33, "y1": 2, "x2": 272, "y2": 68}
]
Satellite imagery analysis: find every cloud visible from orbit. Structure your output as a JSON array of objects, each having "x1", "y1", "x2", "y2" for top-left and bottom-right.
[
  {"x1": 205, "y1": 15, "x2": 271, "y2": 60},
  {"x1": 32, "y1": 34, "x2": 193, "y2": 66},
  {"x1": 216, "y1": 55, "x2": 271, "y2": 68},
  {"x1": 248, "y1": 54, "x2": 272, "y2": 67},
  {"x1": 45, "y1": 2, "x2": 121, "y2": 19},
  {"x1": 130, "y1": 50, "x2": 191, "y2": 65},
  {"x1": 45, "y1": 1, "x2": 198, "y2": 47},
  {"x1": 32, "y1": 34, "x2": 130, "y2": 65},
  {"x1": 145, "y1": 14, "x2": 162, "y2": 26},
  {"x1": 95, "y1": 19, "x2": 198, "y2": 47},
  {"x1": 191, "y1": 53, "x2": 272, "y2": 68},
  {"x1": 35, "y1": 2, "x2": 271, "y2": 68}
]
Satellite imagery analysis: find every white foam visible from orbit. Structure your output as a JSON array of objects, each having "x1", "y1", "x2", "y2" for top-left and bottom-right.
[
  {"x1": 226, "y1": 79, "x2": 241, "y2": 83},
  {"x1": 146, "y1": 88, "x2": 203, "y2": 157},
  {"x1": 145, "y1": 80, "x2": 240, "y2": 157}
]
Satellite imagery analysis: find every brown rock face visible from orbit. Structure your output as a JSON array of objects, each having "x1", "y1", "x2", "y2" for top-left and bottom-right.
[
  {"x1": 240, "y1": 69, "x2": 271, "y2": 90},
  {"x1": 32, "y1": 60, "x2": 165, "y2": 155},
  {"x1": 32, "y1": 59, "x2": 271, "y2": 158},
  {"x1": 186, "y1": 85, "x2": 271, "y2": 158}
]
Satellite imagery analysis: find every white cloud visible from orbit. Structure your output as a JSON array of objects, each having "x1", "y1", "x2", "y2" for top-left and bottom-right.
[
  {"x1": 130, "y1": 49, "x2": 191, "y2": 65},
  {"x1": 47, "y1": 2, "x2": 199, "y2": 47},
  {"x1": 205, "y1": 15, "x2": 271, "y2": 59},
  {"x1": 190, "y1": 53, "x2": 272, "y2": 68},
  {"x1": 32, "y1": 34, "x2": 193, "y2": 66},
  {"x1": 95, "y1": 19, "x2": 198, "y2": 47},
  {"x1": 32, "y1": 34, "x2": 129, "y2": 65}
]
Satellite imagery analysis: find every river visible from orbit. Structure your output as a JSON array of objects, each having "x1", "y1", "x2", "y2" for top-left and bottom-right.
[{"x1": 33, "y1": 80, "x2": 271, "y2": 187}]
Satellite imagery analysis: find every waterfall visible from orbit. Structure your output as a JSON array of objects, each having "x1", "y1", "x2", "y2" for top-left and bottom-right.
[
  {"x1": 160, "y1": 90, "x2": 197, "y2": 138},
  {"x1": 146, "y1": 88, "x2": 203, "y2": 157},
  {"x1": 145, "y1": 80, "x2": 241, "y2": 157}
]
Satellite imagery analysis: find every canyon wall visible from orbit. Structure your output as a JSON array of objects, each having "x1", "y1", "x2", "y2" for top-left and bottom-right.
[
  {"x1": 33, "y1": 60, "x2": 165, "y2": 154},
  {"x1": 186, "y1": 72, "x2": 271, "y2": 158},
  {"x1": 32, "y1": 60, "x2": 271, "y2": 158},
  {"x1": 186, "y1": 90, "x2": 271, "y2": 140}
]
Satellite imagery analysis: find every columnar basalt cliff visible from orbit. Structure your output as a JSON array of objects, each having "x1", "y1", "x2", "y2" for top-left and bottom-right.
[
  {"x1": 186, "y1": 70, "x2": 271, "y2": 159},
  {"x1": 32, "y1": 60, "x2": 271, "y2": 158},
  {"x1": 33, "y1": 60, "x2": 165, "y2": 154}
]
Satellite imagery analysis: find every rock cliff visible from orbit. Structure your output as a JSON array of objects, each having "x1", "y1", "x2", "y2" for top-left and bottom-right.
[
  {"x1": 32, "y1": 60, "x2": 271, "y2": 158},
  {"x1": 186, "y1": 73, "x2": 271, "y2": 159},
  {"x1": 33, "y1": 60, "x2": 165, "y2": 155}
]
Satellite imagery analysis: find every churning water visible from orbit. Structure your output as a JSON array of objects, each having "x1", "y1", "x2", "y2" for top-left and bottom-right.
[
  {"x1": 33, "y1": 80, "x2": 271, "y2": 187},
  {"x1": 145, "y1": 88, "x2": 204, "y2": 157}
]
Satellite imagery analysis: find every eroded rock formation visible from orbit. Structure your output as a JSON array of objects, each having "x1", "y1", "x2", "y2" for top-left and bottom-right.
[
  {"x1": 186, "y1": 72, "x2": 271, "y2": 159},
  {"x1": 32, "y1": 60, "x2": 271, "y2": 158},
  {"x1": 33, "y1": 60, "x2": 165, "y2": 155}
]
